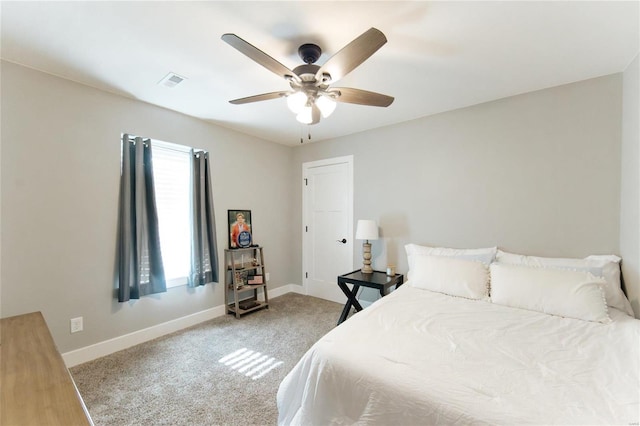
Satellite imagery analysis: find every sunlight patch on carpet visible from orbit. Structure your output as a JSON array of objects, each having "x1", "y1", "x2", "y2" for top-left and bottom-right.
[{"x1": 218, "y1": 348, "x2": 284, "y2": 380}]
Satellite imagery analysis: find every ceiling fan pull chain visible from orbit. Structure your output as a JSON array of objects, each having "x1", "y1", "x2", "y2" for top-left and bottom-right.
[{"x1": 308, "y1": 126, "x2": 311, "y2": 141}]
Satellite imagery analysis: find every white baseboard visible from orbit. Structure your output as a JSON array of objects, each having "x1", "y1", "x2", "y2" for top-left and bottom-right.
[
  {"x1": 62, "y1": 283, "x2": 304, "y2": 368},
  {"x1": 271, "y1": 283, "x2": 306, "y2": 297},
  {"x1": 62, "y1": 305, "x2": 226, "y2": 367}
]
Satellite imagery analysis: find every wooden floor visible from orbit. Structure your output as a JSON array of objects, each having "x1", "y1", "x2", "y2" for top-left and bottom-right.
[{"x1": 1, "y1": 311, "x2": 93, "y2": 425}]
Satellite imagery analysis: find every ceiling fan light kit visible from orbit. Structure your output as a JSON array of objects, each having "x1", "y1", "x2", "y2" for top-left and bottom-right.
[{"x1": 222, "y1": 28, "x2": 394, "y2": 127}]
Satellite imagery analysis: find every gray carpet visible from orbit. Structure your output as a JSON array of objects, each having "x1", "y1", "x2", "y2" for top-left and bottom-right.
[{"x1": 71, "y1": 293, "x2": 343, "y2": 426}]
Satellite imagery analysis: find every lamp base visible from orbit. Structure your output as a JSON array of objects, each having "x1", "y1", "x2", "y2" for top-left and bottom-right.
[{"x1": 362, "y1": 241, "x2": 373, "y2": 274}]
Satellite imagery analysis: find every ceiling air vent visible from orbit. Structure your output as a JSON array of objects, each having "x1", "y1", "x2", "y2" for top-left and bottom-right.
[{"x1": 158, "y1": 72, "x2": 186, "y2": 88}]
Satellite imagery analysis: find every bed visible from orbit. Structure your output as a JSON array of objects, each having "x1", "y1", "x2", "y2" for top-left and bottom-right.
[{"x1": 277, "y1": 246, "x2": 639, "y2": 425}]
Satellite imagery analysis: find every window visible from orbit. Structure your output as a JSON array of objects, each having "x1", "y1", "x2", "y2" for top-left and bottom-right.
[
  {"x1": 118, "y1": 132, "x2": 217, "y2": 300},
  {"x1": 152, "y1": 140, "x2": 191, "y2": 288}
]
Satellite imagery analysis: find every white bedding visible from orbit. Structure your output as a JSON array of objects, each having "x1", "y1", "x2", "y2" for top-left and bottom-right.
[{"x1": 277, "y1": 284, "x2": 640, "y2": 425}]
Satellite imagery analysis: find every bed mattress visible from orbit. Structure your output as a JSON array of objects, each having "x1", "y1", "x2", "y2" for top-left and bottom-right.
[{"x1": 277, "y1": 284, "x2": 639, "y2": 425}]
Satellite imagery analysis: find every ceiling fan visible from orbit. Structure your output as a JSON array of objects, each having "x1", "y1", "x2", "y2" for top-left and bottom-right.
[{"x1": 221, "y1": 28, "x2": 394, "y2": 125}]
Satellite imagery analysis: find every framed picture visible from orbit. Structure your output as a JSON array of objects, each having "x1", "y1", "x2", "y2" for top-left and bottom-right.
[
  {"x1": 233, "y1": 270, "x2": 248, "y2": 289},
  {"x1": 228, "y1": 209, "x2": 252, "y2": 249}
]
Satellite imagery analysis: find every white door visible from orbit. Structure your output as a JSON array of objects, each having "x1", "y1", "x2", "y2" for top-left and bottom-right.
[{"x1": 303, "y1": 156, "x2": 354, "y2": 303}]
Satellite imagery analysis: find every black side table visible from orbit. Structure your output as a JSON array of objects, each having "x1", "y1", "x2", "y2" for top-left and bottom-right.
[{"x1": 337, "y1": 269, "x2": 404, "y2": 325}]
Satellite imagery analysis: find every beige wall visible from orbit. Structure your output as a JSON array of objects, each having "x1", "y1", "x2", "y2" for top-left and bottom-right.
[
  {"x1": 620, "y1": 54, "x2": 640, "y2": 317},
  {"x1": 292, "y1": 74, "x2": 628, "y2": 305},
  {"x1": 0, "y1": 61, "x2": 296, "y2": 352}
]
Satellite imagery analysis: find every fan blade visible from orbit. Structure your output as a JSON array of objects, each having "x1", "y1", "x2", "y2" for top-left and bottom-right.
[
  {"x1": 316, "y1": 28, "x2": 387, "y2": 84},
  {"x1": 229, "y1": 91, "x2": 288, "y2": 105},
  {"x1": 222, "y1": 33, "x2": 301, "y2": 83},
  {"x1": 331, "y1": 87, "x2": 394, "y2": 107}
]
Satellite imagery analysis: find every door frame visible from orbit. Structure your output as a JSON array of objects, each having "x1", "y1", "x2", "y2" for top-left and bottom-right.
[{"x1": 302, "y1": 155, "x2": 354, "y2": 297}]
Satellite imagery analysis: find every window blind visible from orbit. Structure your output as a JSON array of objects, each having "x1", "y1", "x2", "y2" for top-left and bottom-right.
[{"x1": 152, "y1": 140, "x2": 191, "y2": 286}]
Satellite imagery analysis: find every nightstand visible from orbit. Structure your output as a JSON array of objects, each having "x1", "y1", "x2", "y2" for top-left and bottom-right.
[{"x1": 337, "y1": 269, "x2": 404, "y2": 325}]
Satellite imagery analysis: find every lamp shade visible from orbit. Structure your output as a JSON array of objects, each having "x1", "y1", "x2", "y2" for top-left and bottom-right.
[
  {"x1": 316, "y1": 95, "x2": 337, "y2": 118},
  {"x1": 355, "y1": 220, "x2": 379, "y2": 240},
  {"x1": 287, "y1": 92, "x2": 307, "y2": 114},
  {"x1": 296, "y1": 106, "x2": 313, "y2": 124}
]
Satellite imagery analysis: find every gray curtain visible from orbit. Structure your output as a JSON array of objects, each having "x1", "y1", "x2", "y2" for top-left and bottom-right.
[
  {"x1": 189, "y1": 150, "x2": 219, "y2": 286},
  {"x1": 117, "y1": 134, "x2": 167, "y2": 301}
]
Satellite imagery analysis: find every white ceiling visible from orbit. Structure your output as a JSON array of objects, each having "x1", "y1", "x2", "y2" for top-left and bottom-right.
[{"x1": 1, "y1": 1, "x2": 638, "y2": 146}]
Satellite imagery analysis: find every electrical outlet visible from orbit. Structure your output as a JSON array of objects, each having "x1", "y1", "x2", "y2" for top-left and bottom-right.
[
  {"x1": 70, "y1": 317, "x2": 83, "y2": 333},
  {"x1": 265, "y1": 273, "x2": 270, "y2": 282}
]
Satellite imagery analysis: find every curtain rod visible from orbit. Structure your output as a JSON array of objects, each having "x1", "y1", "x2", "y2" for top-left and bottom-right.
[{"x1": 123, "y1": 134, "x2": 207, "y2": 154}]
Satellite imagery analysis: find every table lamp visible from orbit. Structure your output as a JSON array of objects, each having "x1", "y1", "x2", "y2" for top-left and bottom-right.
[{"x1": 355, "y1": 219, "x2": 379, "y2": 274}]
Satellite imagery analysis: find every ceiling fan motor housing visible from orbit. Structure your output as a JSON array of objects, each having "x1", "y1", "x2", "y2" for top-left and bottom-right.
[{"x1": 292, "y1": 64, "x2": 321, "y2": 82}]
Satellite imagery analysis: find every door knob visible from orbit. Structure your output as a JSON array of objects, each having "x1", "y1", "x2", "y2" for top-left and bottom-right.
[{"x1": 337, "y1": 238, "x2": 347, "y2": 244}]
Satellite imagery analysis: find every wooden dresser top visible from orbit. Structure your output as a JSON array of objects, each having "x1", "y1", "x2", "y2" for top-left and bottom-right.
[{"x1": 1, "y1": 311, "x2": 93, "y2": 425}]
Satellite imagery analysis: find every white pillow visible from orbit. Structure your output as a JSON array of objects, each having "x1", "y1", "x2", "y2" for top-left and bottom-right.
[
  {"x1": 496, "y1": 250, "x2": 633, "y2": 316},
  {"x1": 405, "y1": 244, "x2": 497, "y2": 273},
  {"x1": 490, "y1": 263, "x2": 610, "y2": 323},
  {"x1": 409, "y1": 254, "x2": 489, "y2": 300}
]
